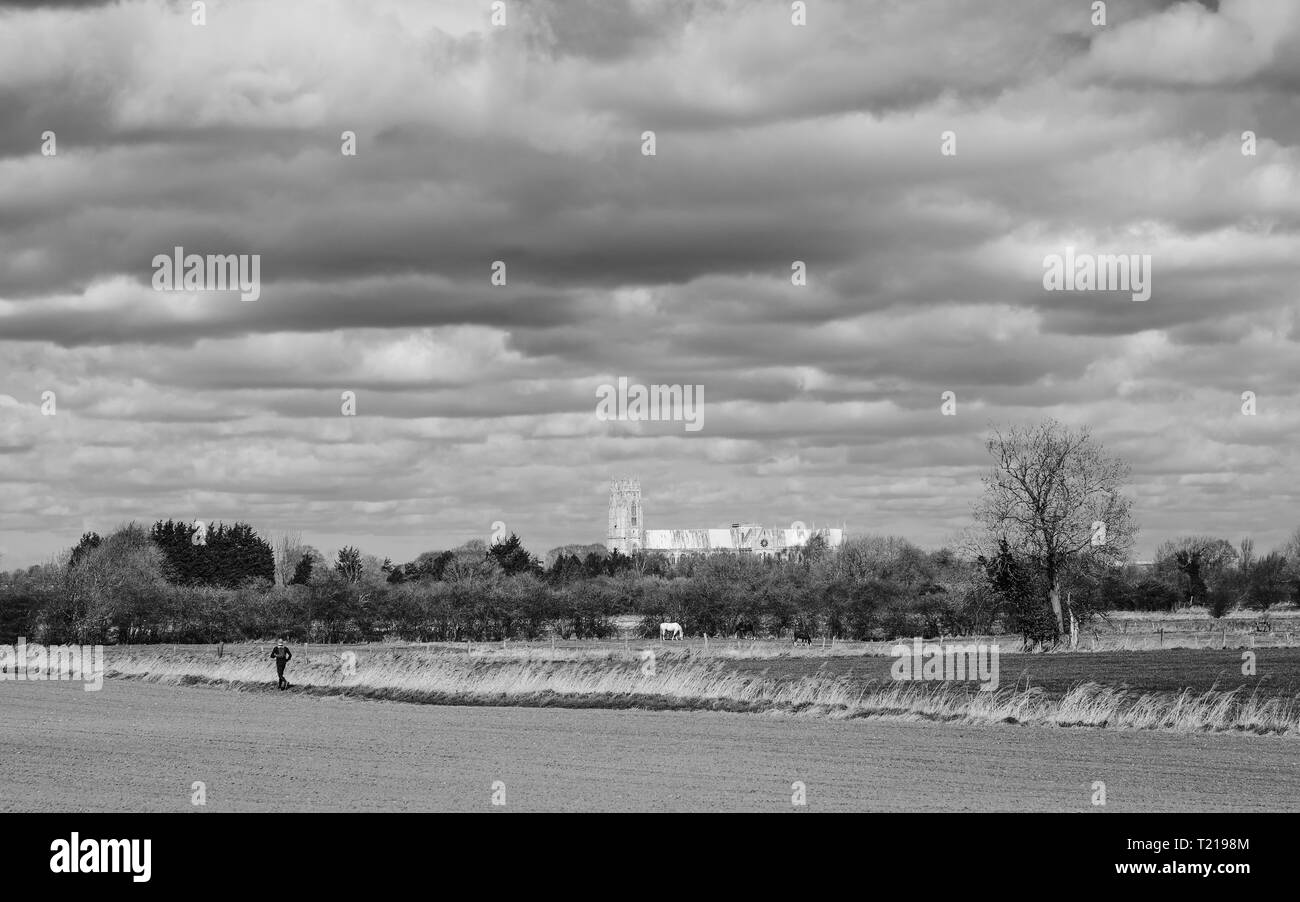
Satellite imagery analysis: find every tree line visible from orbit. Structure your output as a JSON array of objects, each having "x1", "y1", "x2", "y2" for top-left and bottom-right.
[{"x1": 1, "y1": 420, "x2": 1297, "y2": 646}]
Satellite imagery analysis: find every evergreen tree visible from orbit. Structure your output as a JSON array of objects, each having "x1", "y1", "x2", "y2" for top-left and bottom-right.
[
  {"x1": 290, "y1": 552, "x2": 314, "y2": 585},
  {"x1": 68, "y1": 532, "x2": 102, "y2": 569},
  {"x1": 149, "y1": 519, "x2": 274, "y2": 587},
  {"x1": 335, "y1": 545, "x2": 364, "y2": 582},
  {"x1": 488, "y1": 533, "x2": 541, "y2": 576}
]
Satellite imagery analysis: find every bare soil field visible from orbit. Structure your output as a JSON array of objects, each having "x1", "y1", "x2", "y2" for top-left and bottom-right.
[
  {"x1": 2, "y1": 680, "x2": 1298, "y2": 811},
  {"x1": 725, "y1": 648, "x2": 1300, "y2": 700}
]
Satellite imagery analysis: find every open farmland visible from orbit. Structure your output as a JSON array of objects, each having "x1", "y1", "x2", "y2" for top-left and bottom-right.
[
  {"x1": 151, "y1": 638, "x2": 1300, "y2": 703},
  {"x1": 139, "y1": 631, "x2": 1300, "y2": 701},
  {"x1": 724, "y1": 647, "x2": 1300, "y2": 700},
  {"x1": 2, "y1": 679, "x2": 1298, "y2": 812},
  {"x1": 55, "y1": 642, "x2": 1300, "y2": 736}
]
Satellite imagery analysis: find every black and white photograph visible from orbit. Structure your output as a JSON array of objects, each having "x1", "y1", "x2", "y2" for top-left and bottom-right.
[{"x1": 0, "y1": 0, "x2": 1293, "y2": 882}]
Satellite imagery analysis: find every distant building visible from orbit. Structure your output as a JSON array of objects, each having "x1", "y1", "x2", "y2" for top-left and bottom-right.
[{"x1": 605, "y1": 478, "x2": 844, "y2": 560}]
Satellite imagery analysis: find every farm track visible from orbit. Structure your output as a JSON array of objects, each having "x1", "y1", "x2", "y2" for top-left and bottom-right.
[{"x1": 2, "y1": 680, "x2": 1299, "y2": 811}]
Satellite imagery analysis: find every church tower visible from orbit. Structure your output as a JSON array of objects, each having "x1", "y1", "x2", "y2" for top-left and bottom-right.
[{"x1": 606, "y1": 478, "x2": 645, "y2": 554}]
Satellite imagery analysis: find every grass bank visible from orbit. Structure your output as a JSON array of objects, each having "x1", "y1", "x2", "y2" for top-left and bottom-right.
[{"x1": 100, "y1": 646, "x2": 1300, "y2": 737}]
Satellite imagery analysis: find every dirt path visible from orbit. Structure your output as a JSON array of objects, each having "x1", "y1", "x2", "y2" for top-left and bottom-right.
[{"x1": 2, "y1": 680, "x2": 1297, "y2": 811}]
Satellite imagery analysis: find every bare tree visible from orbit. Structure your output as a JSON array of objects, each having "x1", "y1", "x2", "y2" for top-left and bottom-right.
[
  {"x1": 334, "y1": 545, "x2": 364, "y2": 583},
  {"x1": 974, "y1": 420, "x2": 1137, "y2": 639},
  {"x1": 1281, "y1": 526, "x2": 1300, "y2": 561},
  {"x1": 273, "y1": 530, "x2": 304, "y2": 586}
]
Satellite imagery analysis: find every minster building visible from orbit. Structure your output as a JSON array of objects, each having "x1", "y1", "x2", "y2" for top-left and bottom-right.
[{"x1": 605, "y1": 478, "x2": 844, "y2": 560}]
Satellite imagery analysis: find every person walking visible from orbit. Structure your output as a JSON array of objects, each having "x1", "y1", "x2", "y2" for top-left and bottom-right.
[{"x1": 270, "y1": 639, "x2": 293, "y2": 690}]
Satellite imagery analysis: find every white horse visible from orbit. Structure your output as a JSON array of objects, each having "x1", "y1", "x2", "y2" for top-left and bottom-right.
[{"x1": 660, "y1": 622, "x2": 683, "y2": 641}]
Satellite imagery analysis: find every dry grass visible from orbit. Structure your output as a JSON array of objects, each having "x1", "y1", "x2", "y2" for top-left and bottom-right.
[
  {"x1": 102, "y1": 646, "x2": 1300, "y2": 737},
  {"x1": 1080, "y1": 633, "x2": 1294, "y2": 652},
  {"x1": 381, "y1": 618, "x2": 1300, "y2": 658}
]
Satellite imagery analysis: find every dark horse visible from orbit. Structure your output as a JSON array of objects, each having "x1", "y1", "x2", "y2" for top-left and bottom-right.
[
  {"x1": 734, "y1": 620, "x2": 757, "y2": 639},
  {"x1": 793, "y1": 632, "x2": 812, "y2": 646}
]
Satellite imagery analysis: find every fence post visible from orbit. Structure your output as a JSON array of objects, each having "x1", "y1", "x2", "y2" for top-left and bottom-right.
[{"x1": 1159, "y1": 628, "x2": 1163, "y2": 648}]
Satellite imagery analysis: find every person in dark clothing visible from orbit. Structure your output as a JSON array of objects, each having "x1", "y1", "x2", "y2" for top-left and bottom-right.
[{"x1": 270, "y1": 640, "x2": 292, "y2": 690}]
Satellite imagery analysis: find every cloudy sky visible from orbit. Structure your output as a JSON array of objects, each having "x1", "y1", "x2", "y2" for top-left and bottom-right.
[{"x1": 1, "y1": 0, "x2": 1298, "y2": 569}]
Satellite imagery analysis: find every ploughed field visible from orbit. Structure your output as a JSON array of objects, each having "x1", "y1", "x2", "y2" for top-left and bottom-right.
[
  {"x1": 722, "y1": 647, "x2": 1300, "y2": 701},
  {"x1": 2, "y1": 679, "x2": 1298, "y2": 812}
]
